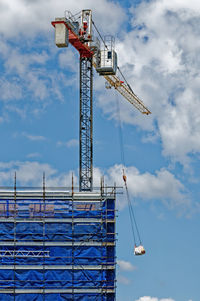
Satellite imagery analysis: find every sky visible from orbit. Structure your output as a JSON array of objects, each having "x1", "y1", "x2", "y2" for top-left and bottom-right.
[{"x1": 0, "y1": 0, "x2": 200, "y2": 300}]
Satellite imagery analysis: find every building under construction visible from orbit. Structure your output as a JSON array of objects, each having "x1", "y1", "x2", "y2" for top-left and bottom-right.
[
  {"x1": 0, "y1": 184, "x2": 116, "y2": 300},
  {"x1": 0, "y1": 8, "x2": 150, "y2": 300}
]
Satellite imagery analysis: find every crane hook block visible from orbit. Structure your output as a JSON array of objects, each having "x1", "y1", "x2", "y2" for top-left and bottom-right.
[
  {"x1": 123, "y1": 174, "x2": 127, "y2": 183},
  {"x1": 134, "y1": 245, "x2": 146, "y2": 256}
]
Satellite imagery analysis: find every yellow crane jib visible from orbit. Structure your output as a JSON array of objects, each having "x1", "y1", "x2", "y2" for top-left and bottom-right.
[{"x1": 92, "y1": 60, "x2": 151, "y2": 115}]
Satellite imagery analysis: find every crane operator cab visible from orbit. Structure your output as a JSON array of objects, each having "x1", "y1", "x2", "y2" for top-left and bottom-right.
[
  {"x1": 96, "y1": 36, "x2": 117, "y2": 76},
  {"x1": 134, "y1": 245, "x2": 146, "y2": 256}
]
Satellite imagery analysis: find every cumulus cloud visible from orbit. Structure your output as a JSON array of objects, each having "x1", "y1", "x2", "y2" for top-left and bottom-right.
[
  {"x1": 0, "y1": 161, "x2": 187, "y2": 209},
  {"x1": 0, "y1": 161, "x2": 76, "y2": 187},
  {"x1": 113, "y1": 0, "x2": 200, "y2": 165},
  {"x1": 57, "y1": 139, "x2": 79, "y2": 148},
  {"x1": 0, "y1": 39, "x2": 68, "y2": 118},
  {"x1": 26, "y1": 153, "x2": 41, "y2": 159},
  {"x1": 0, "y1": 0, "x2": 125, "y2": 119},
  {"x1": 22, "y1": 132, "x2": 47, "y2": 141},
  {"x1": 117, "y1": 260, "x2": 135, "y2": 287},
  {"x1": 117, "y1": 260, "x2": 136, "y2": 271},
  {"x1": 0, "y1": 79, "x2": 22, "y2": 101},
  {"x1": 0, "y1": 0, "x2": 125, "y2": 38},
  {"x1": 58, "y1": 49, "x2": 79, "y2": 73},
  {"x1": 0, "y1": 160, "x2": 197, "y2": 214},
  {"x1": 90, "y1": 0, "x2": 200, "y2": 166},
  {"x1": 1, "y1": 0, "x2": 200, "y2": 166},
  {"x1": 0, "y1": 0, "x2": 197, "y2": 215},
  {"x1": 117, "y1": 274, "x2": 131, "y2": 285},
  {"x1": 101, "y1": 164, "x2": 189, "y2": 211}
]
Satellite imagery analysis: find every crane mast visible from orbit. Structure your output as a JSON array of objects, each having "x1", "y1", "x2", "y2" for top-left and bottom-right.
[
  {"x1": 80, "y1": 56, "x2": 93, "y2": 191},
  {"x1": 52, "y1": 10, "x2": 94, "y2": 191},
  {"x1": 51, "y1": 9, "x2": 151, "y2": 192},
  {"x1": 79, "y1": 10, "x2": 93, "y2": 191}
]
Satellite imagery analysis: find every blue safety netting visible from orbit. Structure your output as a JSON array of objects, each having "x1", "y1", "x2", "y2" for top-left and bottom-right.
[
  {"x1": 0, "y1": 222, "x2": 114, "y2": 242},
  {"x1": 0, "y1": 245, "x2": 115, "y2": 265},
  {"x1": 0, "y1": 197, "x2": 116, "y2": 300},
  {"x1": 0, "y1": 293, "x2": 115, "y2": 301},
  {"x1": 0, "y1": 269, "x2": 115, "y2": 288},
  {"x1": 0, "y1": 199, "x2": 114, "y2": 219}
]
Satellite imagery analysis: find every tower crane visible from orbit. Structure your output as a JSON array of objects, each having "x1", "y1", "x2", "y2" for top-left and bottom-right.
[{"x1": 51, "y1": 9, "x2": 151, "y2": 192}]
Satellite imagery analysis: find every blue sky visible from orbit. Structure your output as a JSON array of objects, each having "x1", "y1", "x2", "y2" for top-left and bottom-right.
[{"x1": 0, "y1": 0, "x2": 200, "y2": 300}]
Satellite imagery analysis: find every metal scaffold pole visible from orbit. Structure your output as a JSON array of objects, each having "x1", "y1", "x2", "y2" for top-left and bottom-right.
[{"x1": 79, "y1": 56, "x2": 93, "y2": 191}]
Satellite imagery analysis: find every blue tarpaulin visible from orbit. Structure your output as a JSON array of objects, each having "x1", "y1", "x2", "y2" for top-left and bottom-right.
[{"x1": 0, "y1": 196, "x2": 116, "y2": 300}]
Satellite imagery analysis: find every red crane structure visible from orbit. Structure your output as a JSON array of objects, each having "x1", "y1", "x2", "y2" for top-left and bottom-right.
[{"x1": 52, "y1": 9, "x2": 151, "y2": 192}]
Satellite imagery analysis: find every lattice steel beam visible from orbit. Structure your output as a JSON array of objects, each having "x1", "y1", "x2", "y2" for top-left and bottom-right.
[
  {"x1": 0, "y1": 250, "x2": 50, "y2": 257},
  {"x1": 79, "y1": 57, "x2": 93, "y2": 191}
]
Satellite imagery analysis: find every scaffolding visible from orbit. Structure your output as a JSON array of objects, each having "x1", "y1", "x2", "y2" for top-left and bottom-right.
[{"x1": 0, "y1": 184, "x2": 116, "y2": 300}]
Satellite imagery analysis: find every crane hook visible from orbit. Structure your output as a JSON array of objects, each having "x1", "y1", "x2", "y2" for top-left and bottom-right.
[{"x1": 122, "y1": 169, "x2": 127, "y2": 183}]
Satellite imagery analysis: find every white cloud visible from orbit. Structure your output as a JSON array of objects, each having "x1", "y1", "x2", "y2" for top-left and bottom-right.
[
  {"x1": 57, "y1": 139, "x2": 79, "y2": 148},
  {"x1": 26, "y1": 153, "x2": 41, "y2": 159},
  {"x1": 4, "y1": 49, "x2": 49, "y2": 76},
  {"x1": 0, "y1": 160, "x2": 198, "y2": 215},
  {"x1": 0, "y1": 0, "x2": 125, "y2": 116},
  {"x1": 90, "y1": 163, "x2": 198, "y2": 216},
  {"x1": 0, "y1": 161, "x2": 55, "y2": 186},
  {"x1": 117, "y1": 274, "x2": 131, "y2": 285},
  {"x1": 23, "y1": 132, "x2": 47, "y2": 141},
  {"x1": 1, "y1": 0, "x2": 200, "y2": 167},
  {"x1": 0, "y1": 79, "x2": 22, "y2": 101},
  {"x1": 58, "y1": 49, "x2": 78, "y2": 73},
  {"x1": 0, "y1": 0, "x2": 125, "y2": 38},
  {"x1": 0, "y1": 161, "x2": 77, "y2": 187},
  {"x1": 135, "y1": 1, "x2": 200, "y2": 165},
  {"x1": 117, "y1": 260, "x2": 136, "y2": 271},
  {"x1": 5, "y1": 105, "x2": 26, "y2": 119},
  {"x1": 0, "y1": 39, "x2": 67, "y2": 118},
  {"x1": 101, "y1": 164, "x2": 189, "y2": 211},
  {"x1": 0, "y1": 161, "x2": 187, "y2": 211},
  {"x1": 93, "y1": 0, "x2": 200, "y2": 166},
  {"x1": 135, "y1": 297, "x2": 175, "y2": 301}
]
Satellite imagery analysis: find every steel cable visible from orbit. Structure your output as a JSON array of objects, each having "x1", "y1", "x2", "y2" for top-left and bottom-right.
[{"x1": 115, "y1": 90, "x2": 142, "y2": 246}]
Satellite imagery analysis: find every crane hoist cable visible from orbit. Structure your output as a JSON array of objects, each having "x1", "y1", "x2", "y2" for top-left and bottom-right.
[
  {"x1": 91, "y1": 19, "x2": 147, "y2": 254},
  {"x1": 92, "y1": 20, "x2": 108, "y2": 49},
  {"x1": 115, "y1": 90, "x2": 146, "y2": 256},
  {"x1": 117, "y1": 67, "x2": 134, "y2": 94}
]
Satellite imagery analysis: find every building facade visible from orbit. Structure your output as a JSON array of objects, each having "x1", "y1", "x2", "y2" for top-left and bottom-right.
[{"x1": 0, "y1": 186, "x2": 116, "y2": 300}]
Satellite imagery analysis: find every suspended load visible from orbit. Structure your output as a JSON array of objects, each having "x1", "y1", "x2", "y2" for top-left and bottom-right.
[
  {"x1": 134, "y1": 245, "x2": 146, "y2": 256},
  {"x1": 122, "y1": 170, "x2": 146, "y2": 257},
  {"x1": 54, "y1": 17, "x2": 69, "y2": 48},
  {"x1": 96, "y1": 36, "x2": 117, "y2": 75}
]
